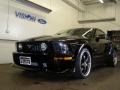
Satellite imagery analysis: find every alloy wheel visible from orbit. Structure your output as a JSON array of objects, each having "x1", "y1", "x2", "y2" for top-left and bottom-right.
[{"x1": 79, "y1": 49, "x2": 91, "y2": 77}]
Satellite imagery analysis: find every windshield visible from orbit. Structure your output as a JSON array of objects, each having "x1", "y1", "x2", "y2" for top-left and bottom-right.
[{"x1": 55, "y1": 28, "x2": 91, "y2": 36}]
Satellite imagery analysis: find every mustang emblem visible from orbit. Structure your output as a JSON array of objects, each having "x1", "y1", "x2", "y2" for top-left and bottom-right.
[
  {"x1": 41, "y1": 43, "x2": 47, "y2": 51},
  {"x1": 27, "y1": 45, "x2": 33, "y2": 48}
]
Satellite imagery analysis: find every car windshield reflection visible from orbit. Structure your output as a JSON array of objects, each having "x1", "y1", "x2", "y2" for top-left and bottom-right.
[{"x1": 55, "y1": 28, "x2": 91, "y2": 36}]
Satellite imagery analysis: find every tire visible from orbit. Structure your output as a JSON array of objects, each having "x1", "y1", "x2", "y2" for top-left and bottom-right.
[
  {"x1": 74, "y1": 48, "x2": 92, "y2": 79},
  {"x1": 110, "y1": 50, "x2": 118, "y2": 67}
]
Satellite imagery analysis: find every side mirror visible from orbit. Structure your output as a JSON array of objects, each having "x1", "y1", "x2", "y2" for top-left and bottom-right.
[{"x1": 95, "y1": 36, "x2": 100, "y2": 42}]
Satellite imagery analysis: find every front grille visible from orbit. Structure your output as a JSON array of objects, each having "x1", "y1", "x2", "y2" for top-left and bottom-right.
[
  {"x1": 27, "y1": 43, "x2": 41, "y2": 52},
  {"x1": 21, "y1": 42, "x2": 52, "y2": 54}
]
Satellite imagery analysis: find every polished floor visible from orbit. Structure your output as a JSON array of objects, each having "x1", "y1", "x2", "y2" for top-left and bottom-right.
[{"x1": 0, "y1": 63, "x2": 120, "y2": 90}]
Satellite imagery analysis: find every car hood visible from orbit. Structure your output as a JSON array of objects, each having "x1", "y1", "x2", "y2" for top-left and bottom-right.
[{"x1": 25, "y1": 35, "x2": 86, "y2": 42}]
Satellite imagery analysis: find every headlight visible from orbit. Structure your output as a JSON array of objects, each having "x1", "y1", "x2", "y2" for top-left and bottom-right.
[
  {"x1": 53, "y1": 42, "x2": 69, "y2": 54},
  {"x1": 59, "y1": 42, "x2": 68, "y2": 54},
  {"x1": 17, "y1": 43, "x2": 23, "y2": 51}
]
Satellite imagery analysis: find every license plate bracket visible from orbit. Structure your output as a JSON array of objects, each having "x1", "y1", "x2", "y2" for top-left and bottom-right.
[{"x1": 19, "y1": 56, "x2": 31, "y2": 65}]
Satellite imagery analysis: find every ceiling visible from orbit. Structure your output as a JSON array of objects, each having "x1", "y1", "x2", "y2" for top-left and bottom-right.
[{"x1": 80, "y1": 0, "x2": 118, "y2": 5}]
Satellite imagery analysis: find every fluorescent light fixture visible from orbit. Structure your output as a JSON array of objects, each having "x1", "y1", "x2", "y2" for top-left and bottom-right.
[{"x1": 99, "y1": 0, "x2": 104, "y2": 3}]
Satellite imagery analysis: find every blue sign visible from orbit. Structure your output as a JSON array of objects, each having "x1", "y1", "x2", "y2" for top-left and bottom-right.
[
  {"x1": 38, "y1": 19, "x2": 47, "y2": 24},
  {"x1": 15, "y1": 11, "x2": 47, "y2": 24}
]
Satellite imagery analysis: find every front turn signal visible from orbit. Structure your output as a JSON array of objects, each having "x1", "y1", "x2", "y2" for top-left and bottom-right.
[{"x1": 54, "y1": 57, "x2": 72, "y2": 61}]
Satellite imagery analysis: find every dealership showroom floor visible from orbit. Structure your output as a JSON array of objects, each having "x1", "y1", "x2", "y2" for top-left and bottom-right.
[
  {"x1": 1, "y1": 0, "x2": 120, "y2": 90},
  {"x1": 0, "y1": 62, "x2": 120, "y2": 90}
]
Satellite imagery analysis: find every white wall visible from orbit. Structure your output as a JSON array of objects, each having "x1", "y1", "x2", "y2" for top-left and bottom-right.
[
  {"x1": 0, "y1": 0, "x2": 84, "y2": 63},
  {"x1": 0, "y1": 40, "x2": 16, "y2": 63},
  {"x1": 0, "y1": 0, "x2": 48, "y2": 40},
  {"x1": 43, "y1": 0, "x2": 83, "y2": 35},
  {"x1": 80, "y1": 2, "x2": 120, "y2": 32},
  {"x1": 0, "y1": 0, "x2": 84, "y2": 40}
]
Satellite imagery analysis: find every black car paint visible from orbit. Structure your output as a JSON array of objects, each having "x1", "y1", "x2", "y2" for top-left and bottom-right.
[{"x1": 13, "y1": 28, "x2": 115, "y2": 72}]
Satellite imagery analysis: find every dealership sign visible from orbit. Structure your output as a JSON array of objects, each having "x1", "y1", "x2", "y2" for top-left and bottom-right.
[{"x1": 15, "y1": 11, "x2": 47, "y2": 24}]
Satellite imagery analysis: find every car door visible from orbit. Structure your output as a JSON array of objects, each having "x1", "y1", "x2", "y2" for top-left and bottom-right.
[
  {"x1": 95, "y1": 29, "x2": 106, "y2": 55},
  {"x1": 90, "y1": 29, "x2": 107, "y2": 63}
]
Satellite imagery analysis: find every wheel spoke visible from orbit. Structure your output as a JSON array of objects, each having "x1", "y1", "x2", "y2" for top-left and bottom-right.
[
  {"x1": 81, "y1": 63, "x2": 85, "y2": 67},
  {"x1": 113, "y1": 51, "x2": 117, "y2": 65},
  {"x1": 113, "y1": 57, "x2": 117, "y2": 64},
  {"x1": 83, "y1": 55, "x2": 86, "y2": 59},
  {"x1": 81, "y1": 66, "x2": 86, "y2": 73},
  {"x1": 86, "y1": 63, "x2": 90, "y2": 69},
  {"x1": 85, "y1": 57, "x2": 89, "y2": 63}
]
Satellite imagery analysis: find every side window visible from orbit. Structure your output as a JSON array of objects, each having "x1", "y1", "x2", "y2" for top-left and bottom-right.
[
  {"x1": 84, "y1": 30, "x2": 93, "y2": 38},
  {"x1": 95, "y1": 29, "x2": 105, "y2": 39}
]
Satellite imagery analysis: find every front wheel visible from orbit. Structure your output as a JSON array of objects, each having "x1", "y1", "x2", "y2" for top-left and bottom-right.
[{"x1": 74, "y1": 48, "x2": 92, "y2": 79}]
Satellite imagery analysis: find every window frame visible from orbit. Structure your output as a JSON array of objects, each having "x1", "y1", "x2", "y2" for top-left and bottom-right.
[{"x1": 82, "y1": 28, "x2": 94, "y2": 39}]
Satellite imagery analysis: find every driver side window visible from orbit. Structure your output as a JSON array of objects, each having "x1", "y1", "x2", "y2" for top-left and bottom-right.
[{"x1": 95, "y1": 29, "x2": 105, "y2": 39}]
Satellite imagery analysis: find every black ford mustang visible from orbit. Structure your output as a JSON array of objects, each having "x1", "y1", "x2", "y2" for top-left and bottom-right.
[{"x1": 13, "y1": 28, "x2": 118, "y2": 78}]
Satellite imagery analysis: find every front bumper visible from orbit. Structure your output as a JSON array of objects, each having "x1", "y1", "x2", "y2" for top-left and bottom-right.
[{"x1": 13, "y1": 52, "x2": 74, "y2": 72}]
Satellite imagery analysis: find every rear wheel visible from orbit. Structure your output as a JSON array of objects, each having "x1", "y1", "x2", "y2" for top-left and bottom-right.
[
  {"x1": 74, "y1": 48, "x2": 92, "y2": 79},
  {"x1": 110, "y1": 50, "x2": 118, "y2": 67}
]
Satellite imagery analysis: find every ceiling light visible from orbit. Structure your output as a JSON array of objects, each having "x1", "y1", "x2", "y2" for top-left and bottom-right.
[{"x1": 99, "y1": 0, "x2": 104, "y2": 3}]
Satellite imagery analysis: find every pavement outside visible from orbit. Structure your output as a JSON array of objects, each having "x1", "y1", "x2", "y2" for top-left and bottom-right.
[{"x1": 0, "y1": 63, "x2": 120, "y2": 90}]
